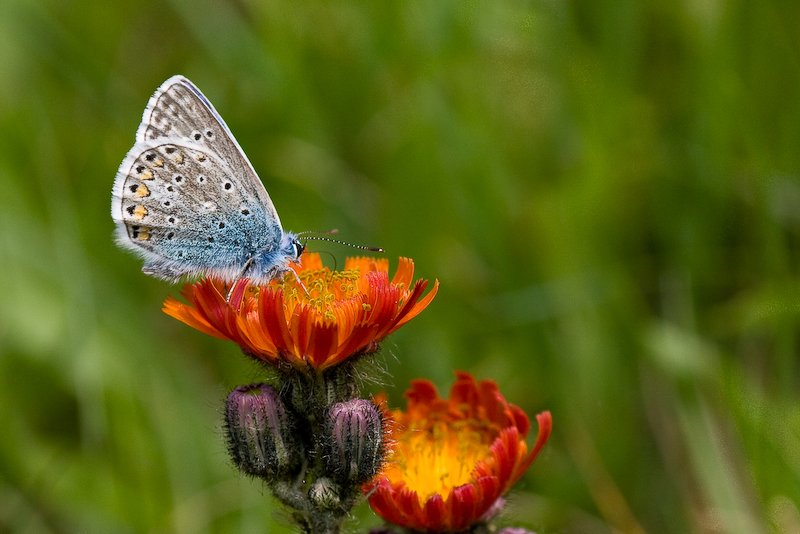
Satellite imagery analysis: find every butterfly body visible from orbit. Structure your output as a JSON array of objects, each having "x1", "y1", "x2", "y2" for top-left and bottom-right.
[{"x1": 112, "y1": 76, "x2": 303, "y2": 284}]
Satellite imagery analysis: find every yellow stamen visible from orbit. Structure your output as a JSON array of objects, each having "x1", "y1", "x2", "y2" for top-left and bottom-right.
[
  {"x1": 386, "y1": 421, "x2": 492, "y2": 499},
  {"x1": 275, "y1": 266, "x2": 364, "y2": 316}
]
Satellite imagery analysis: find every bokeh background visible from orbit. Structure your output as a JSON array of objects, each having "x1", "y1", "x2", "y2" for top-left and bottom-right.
[{"x1": 1, "y1": 0, "x2": 799, "y2": 533}]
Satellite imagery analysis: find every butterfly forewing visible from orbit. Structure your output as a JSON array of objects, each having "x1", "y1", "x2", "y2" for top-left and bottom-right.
[{"x1": 135, "y1": 76, "x2": 280, "y2": 225}]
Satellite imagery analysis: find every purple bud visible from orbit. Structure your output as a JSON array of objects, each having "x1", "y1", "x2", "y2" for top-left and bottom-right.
[
  {"x1": 225, "y1": 383, "x2": 299, "y2": 480},
  {"x1": 323, "y1": 398, "x2": 384, "y2": 486}
]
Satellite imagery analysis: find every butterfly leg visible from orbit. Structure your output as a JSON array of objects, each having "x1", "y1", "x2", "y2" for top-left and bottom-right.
[
  {"x1": 226, "y1": 257, "x2": 257, "y2": 301},
  {"x1": 237, "y1": 257, "x2": 256, "y2": 281},
  {"x1": 282, "y1": 267, "x2": 308, "y2": 295}
]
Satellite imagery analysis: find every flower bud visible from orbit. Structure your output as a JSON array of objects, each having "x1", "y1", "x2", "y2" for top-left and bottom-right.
[
  {"x1": 225, "y1": 383, "x2": 300, "y2": 480},
  {"x1": 323, "y1": 398, "x2": 385, "y2": 486},
  {"x1": 309, "y1": 477, "x2": 341, "y2": 510}
]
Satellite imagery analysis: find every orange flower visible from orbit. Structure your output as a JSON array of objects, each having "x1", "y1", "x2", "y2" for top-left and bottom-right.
[
  {"x1": 163, "y1": 254, "x2": 438, "y2": 371},
  {"x1": 366, "y1": 371, "x2": 552, "y2": 533}
]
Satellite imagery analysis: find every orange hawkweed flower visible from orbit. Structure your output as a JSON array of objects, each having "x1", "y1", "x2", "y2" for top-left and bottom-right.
[
  {"x1": 366, "y1": 371, "x2": 552, "y2": 533},
  {"x1": 163, "y1": 254, "x2": 438, "y2": 371}
]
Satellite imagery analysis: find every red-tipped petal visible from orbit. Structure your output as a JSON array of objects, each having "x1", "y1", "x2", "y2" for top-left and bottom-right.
[{"x1": 422, "y1": 494, "x2": 447, "y2": 532}]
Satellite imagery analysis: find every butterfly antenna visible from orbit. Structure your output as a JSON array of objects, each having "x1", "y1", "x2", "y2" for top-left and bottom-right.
[
  {"x1": 303, "y1": 235, "x2": 384, "y2": 253},
  {"x1": 296, "y1": 229, "x2": 340, "y2": 237}
]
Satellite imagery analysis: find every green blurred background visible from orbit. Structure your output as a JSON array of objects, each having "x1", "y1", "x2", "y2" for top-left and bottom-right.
[{"x1": 1, "y1": 0, "x2": 799, "y2": 532}]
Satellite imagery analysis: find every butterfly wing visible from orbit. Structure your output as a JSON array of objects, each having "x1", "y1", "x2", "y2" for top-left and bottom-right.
[{"x1": 111, "y1": 76, "x2": 286, "y2": 282}]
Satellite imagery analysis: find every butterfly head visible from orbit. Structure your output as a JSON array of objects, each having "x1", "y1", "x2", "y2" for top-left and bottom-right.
[
  {"x1": 278, "y1": 232, "x2": 305, "y2": 265},
  {"x1": 290, "y1": 238, "x2": 305, "y2": 262}
]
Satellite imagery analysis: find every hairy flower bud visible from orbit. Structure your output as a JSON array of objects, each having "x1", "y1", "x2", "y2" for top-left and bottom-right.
[
  {"x1": 323, "y1": 398, "x2": 385, "y2": 486},
  {"x1": 309, "y1": 477, "x2": 341, "y2": 510},
  {"x1": 225, "y1": 383, "x2": 300, "y2": 480}
]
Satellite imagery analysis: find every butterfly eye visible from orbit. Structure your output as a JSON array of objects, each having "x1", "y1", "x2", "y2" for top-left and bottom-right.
[{"x1": 292, "y1": 241, "x2": 305, "y2": 259}]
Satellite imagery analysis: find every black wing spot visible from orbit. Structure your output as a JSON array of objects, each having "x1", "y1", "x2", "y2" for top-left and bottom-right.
[
  {"x1": 241, "y1": 209, "x2": 250, "y2": 216},
  {"x1": 198, "y1": 175, "x2": 206, "y2": 183},
  {"x1": 177, "y1": 251, "x2": 183, "y2": 257},
  {"x1": 224, "y1": 182, "x2": 232, "y2": 190},
  {"x1": 174, "y1": 174, "x2": 183, "y2": 182},
  {"x1": 205, "y1": 129, "x2": 215, "y2": 140},
  {"x1": 208, "y1": 237, "x2": 215, "y2": 243},
  {"x1": 192, "y1": 130, "x2": 202, "y2": 141},
  {"x1": 218, "y1": 222, "x2": 225, "y2": 229},
  {"x1": 129, "y1": 184, "x2": 138, "y2": 193},
  {"x1": 165, "y1": 146, "x2": 176, "y2": 154},
  {"x1": 126, "y1": 206, "x2": 135, "y2": 215},
  {"x1": 168, "y1": 217, "x2": 175, "y2": 223},
  {"x1": 167, "y1": 232, "x2": 175, "y2": 239},
  {"x1": 145, "y1": 153, "x2": 156, "y2": 161},
  {"x1": 163, "y1": 201, "x2": 171, "y2": 207},
  {"x1": 166, "y1": 185, "x2": 174, "y2": 192},
  {"x1": 136, "y1": 165, "x2": 145, "y2": 173}
]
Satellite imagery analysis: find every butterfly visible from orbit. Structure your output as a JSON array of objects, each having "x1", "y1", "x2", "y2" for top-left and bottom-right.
[{"x1": 111, "y1": 76, "x2": 304, "y2": 285}]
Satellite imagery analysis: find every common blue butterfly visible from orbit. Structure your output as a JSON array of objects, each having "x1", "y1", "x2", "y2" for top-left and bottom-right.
[{"x1": 111, "y1": 76, "x2": 304, "y2": 284}]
